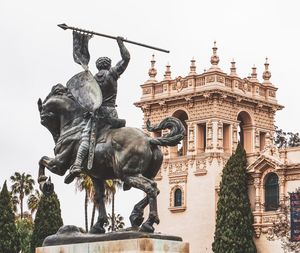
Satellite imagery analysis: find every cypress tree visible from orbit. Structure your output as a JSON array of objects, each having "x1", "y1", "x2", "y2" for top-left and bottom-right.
[
  {"x1": 0, "y1": 181, "x2": 19, "y2": 253},
  {"x1": 212, "y1": 144, "x2": 257, "y2": 253},
  {"x1": 30, "y1": 191, "x2": 63, "y2": 252}
]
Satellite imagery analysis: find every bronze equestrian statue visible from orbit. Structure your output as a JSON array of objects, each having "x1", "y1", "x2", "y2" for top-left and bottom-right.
[
  {"x1": 65, "y1": 35, "x2": 130, "y2": 184},
  {"x1": 37, "y1": 26, "x2": 182, "y2": 234},
  {"x1": 37, "y1": 83, "x2": 185, "y2": 233}
]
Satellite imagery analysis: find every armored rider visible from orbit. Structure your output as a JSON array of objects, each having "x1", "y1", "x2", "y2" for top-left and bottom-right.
[{"x1": 64, "y1": 36, "x2": 130, "y2": 184}]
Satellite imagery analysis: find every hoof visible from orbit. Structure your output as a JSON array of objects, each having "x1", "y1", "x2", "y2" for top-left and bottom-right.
[
  {"x1": 38, "y1": 175, "x2": 48, "y2": 183},
  {"x1": 64, "y1": 167, "x2": 82, "y2": 184},
  {"x1": 89, "y1": 225, "x2": 105, "y2": 234},
  {"x1": 129, "y1": 213, "x2": 144, "y2": 227},
  {"x1": 139, "y1": 222, "x2": 155, "y2": 233}
]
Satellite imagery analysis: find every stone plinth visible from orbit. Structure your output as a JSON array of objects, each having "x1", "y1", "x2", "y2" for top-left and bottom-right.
[{"x1": 36, "y1": 238, "x2": 189, "y2": 253}]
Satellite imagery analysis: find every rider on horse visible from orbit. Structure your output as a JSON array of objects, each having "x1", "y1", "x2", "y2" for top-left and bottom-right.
[{"x1": 64, "y1": 35, "x2": 130, "y2": 184}]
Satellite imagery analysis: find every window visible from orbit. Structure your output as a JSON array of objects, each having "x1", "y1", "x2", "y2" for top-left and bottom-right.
[
  {"x1": 260, "y1": 132, "x2": 266, "y2": 151},
  {"x1": 265, "y1": 173, "x2": 279, "y2": 211},
  {"x1": 169, "y1": 186, "x2": 186, "y2": 212},
  {"x1": 223, "y1": 123, "x2": 230, "y2": 152},
  {"x1": 197, "y1": 123, "x2": 206, "y2": 153},
  {"x1": 237, "y1": 111, "x2": 253, "y2": 153},
  {"x1": 174, "y1": 188, "x2": 182, "y2": 207},
  {"x1": 172, "y1": 110, "x2": 188, "y2": 157}
]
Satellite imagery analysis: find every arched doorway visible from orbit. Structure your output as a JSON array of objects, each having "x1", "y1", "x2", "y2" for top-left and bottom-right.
[
  {"x1": 172, "y1": 110, "x2": 188, "y2": 157},
  {"x1": 237, "y1": 111, "x2": 253, "y2": 153}
]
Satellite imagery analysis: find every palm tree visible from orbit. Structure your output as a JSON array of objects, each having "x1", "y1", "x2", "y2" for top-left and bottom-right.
[
  {"x1": 10, "y1": 172, "x2": 35, "y2": 219},
  {"x1": 27, "y1": 189, "x2": 41, "y2": 215},
  {"x1": 104, "y1": 179, "x2": 123, "y2": 232},
  {"x1": 10, "y1": 193, "x2": 19, "y2": 214},
  {"x1": 75, "y1": 174, "x2": 94, "y2": 232}
]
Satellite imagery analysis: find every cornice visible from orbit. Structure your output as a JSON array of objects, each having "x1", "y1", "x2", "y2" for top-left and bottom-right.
[{"x1": 134, "y1": 88, "x2": 283, "y2": 111}]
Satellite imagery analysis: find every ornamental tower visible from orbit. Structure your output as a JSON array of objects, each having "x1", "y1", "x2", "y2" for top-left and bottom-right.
[{"x1": 134, "y1": 43, "x2": 283, "y2": 253}]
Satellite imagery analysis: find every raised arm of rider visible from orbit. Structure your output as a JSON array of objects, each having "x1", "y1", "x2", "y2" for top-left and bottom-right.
[{"x1": 113, "y1": 36, "x2": 130, "y2": 77}]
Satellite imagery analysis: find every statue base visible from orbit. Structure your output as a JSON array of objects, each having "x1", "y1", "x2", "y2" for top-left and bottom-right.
[
  {"x1": 36, "y1": 225, "x2": 189, "y2": 253},
  {"x1": 36, "y1": 238, "x2": 189, "y2": 253}
]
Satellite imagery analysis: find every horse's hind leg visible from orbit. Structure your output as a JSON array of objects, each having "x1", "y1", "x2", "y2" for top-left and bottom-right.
[
  {"x1": 124, "y1": 174, "x2": 159, "y2": 233},
  {"x1": 129, "y1": 146, "x2": 163, "y2": 229},
  {"x1": 90, "y1": 178, "x2": 108, "y2": 234},
  {"x1": 129, "y1": 196, "x2": 148, "y2": 228}
]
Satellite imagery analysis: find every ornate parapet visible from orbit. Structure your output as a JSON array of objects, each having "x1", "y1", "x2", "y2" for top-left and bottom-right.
[{"x1": 136, "y1": 67, "x2": 283, "y2": 111}]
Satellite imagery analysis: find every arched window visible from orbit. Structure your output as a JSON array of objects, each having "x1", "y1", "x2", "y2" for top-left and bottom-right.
[
  {"x1": 265, "y1": 173, "x2": 279, "y2": 211},
  {"x1": 174, "y1": 188, "x2": 182, "y2": 207},
  {"x1": 172, "y1": 110, "x2": 188, "y2": 157},
  {"x1": 237, "y1": 111, "x2": 253, "y2": 153}
]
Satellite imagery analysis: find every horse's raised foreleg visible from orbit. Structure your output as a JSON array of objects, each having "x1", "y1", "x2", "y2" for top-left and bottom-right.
[
  {"x1": 124, "y1": 174, "x2": 159, "y2": 233},
  {"x1": 90, "y1": 178, "x2": 108, "y2": 234},
  {"x1": 38, "y1": 146, "x2": 73, "y2": 195}
]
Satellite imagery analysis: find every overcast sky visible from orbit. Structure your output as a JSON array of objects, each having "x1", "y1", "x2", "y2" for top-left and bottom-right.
[{"x1": 0, "y1": 0, "x2": 299, "y2": 228}]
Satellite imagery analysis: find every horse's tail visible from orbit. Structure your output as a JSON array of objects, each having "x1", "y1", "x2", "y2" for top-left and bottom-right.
[{"x1": 147, "y1": 116, "x2": 185, "y2": 147}]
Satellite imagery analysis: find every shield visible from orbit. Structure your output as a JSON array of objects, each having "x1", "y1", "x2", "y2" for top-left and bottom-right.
[{"x1": 67, "y1": 70, "x2": 102, "y2": 112}]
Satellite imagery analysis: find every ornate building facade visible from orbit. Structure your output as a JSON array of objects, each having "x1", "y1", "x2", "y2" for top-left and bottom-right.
[{"x1": 134, "y1": 43, "x2": 300, "y2": 253}]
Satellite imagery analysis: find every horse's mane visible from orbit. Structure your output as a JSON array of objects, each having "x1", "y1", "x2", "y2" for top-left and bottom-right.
[
  {"x1": 44, "y1": 83, "x2": 77, "y2": 103},
  {"x1": 43, "y1": 83, "x2": 81, "y2": 144}
]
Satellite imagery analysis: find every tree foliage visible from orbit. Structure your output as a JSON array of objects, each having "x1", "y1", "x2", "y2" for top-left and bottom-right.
[
  {"x1": 0, "y1": 181, "x2": 20, "y2": 253},
  {"x1": 212, "y1": 144, "x2": 257, "y2": 253},
  {"x1": 274, "y1": 127, "x2": 300, "y2": 148},
  {"x1": 30, "y1": 192, "x2": 63, "y2": 253},
  {"x1": 104, "y1": 179, "x2": 123, "y2": 231},
  {"x1": 10, "y1": 172, "x2": 35, "y2": 219},
  {"x1": 27, "y1": 189, "x2": 41, "y2": 215},
  {"x1": 75, "y1": 174, "x2": 94, "y2": 232},
  {"x1": 105, "y1": 213, "x2": 125, "y2": 232},
  {"x1": 16, "y1": 217, "x2": 34, "y2": 253}
]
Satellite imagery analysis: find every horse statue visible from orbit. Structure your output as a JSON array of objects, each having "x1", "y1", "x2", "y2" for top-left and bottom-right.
[{"x1": 37, "y1": 83, "x2": 185, "y2": 234}]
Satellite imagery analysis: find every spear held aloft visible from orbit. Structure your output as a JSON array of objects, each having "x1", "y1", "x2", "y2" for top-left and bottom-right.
[{"x1": 58, "y1": 23, "x2": 170, "y2": 53}]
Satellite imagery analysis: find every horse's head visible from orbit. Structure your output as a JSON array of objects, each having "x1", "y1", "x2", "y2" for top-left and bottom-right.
[{"x1": 38, "y1": 84, "x2": 84, "y2": 142}]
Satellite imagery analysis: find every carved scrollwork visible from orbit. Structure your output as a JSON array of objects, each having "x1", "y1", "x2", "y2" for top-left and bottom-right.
[
  {"x1": 194, "y1": 159, "x2": 207, "y2": 176},
  {"x1": 168, "y1": 160, "x2": 188, "y2": 177}
]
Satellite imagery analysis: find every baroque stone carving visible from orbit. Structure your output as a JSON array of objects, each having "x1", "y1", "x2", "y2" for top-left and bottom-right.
[
  {"x1": 194, "y1": 159, "x2": 207, "y2": 176},
  {"x1": 168, "y1": 160, "x2": 188, "y2": 177}
]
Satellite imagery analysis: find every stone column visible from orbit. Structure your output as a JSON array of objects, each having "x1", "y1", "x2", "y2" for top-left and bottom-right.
[
  {"x1": 255, "y1": 128, "x2": 260, "y2": 152},
  {"x1": 253, "y1": 176, "x2": 261, "y2": 212},
  {"x1": 232, "y1": 123, "x2": 238, "y2": 151},
  {"x1": 278, "y1": 173, "x2": 286, "y2": 207},
  {"x1": 217, "y1": 120, "x2": 223, "y2": 150},
  {"x1": 206, "y1": 120, "x2": 213, "y2": 150},
  {"x1": 187, "y1": 123, "x2": 195, "y2": 154},
  {"x1": 253, "y1": 175, "x2": 262, "y2": 238}
]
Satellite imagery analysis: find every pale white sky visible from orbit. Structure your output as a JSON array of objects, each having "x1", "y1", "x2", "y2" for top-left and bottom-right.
[{"x1": 0, "y1": 0, "x2": 299, "y2": 228}]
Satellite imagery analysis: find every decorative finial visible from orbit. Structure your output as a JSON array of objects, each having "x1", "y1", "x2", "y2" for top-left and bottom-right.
[
  {"x1": 262, "y1": 57, "x2": 272, "y2": 84},
  {"x1": 147, "y1": 54, "x2": 157, "y2": 83},
  {"x1": 164, "y1": 62, "x2": 171, "y2": 80},
  {"x1": 208, "y1": 41, "x2": 222, "y2": 72},
  {"x1": 230, "y1": 58, "x2": 237, "y2": 76},
  {"x1": 189, "y1": 57, "x2": 197, "y2": 75},
  {"x1": 250, "y1": 64, "x2": 258, "y2": 81},
  {"x1": 210, "y1": 41, "x2": 220, "y2": 66}
]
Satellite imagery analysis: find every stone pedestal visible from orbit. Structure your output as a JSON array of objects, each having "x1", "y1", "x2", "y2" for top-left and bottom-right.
[{"x1": 36, "y1": 238, "x2": 189, "y2": 253}]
